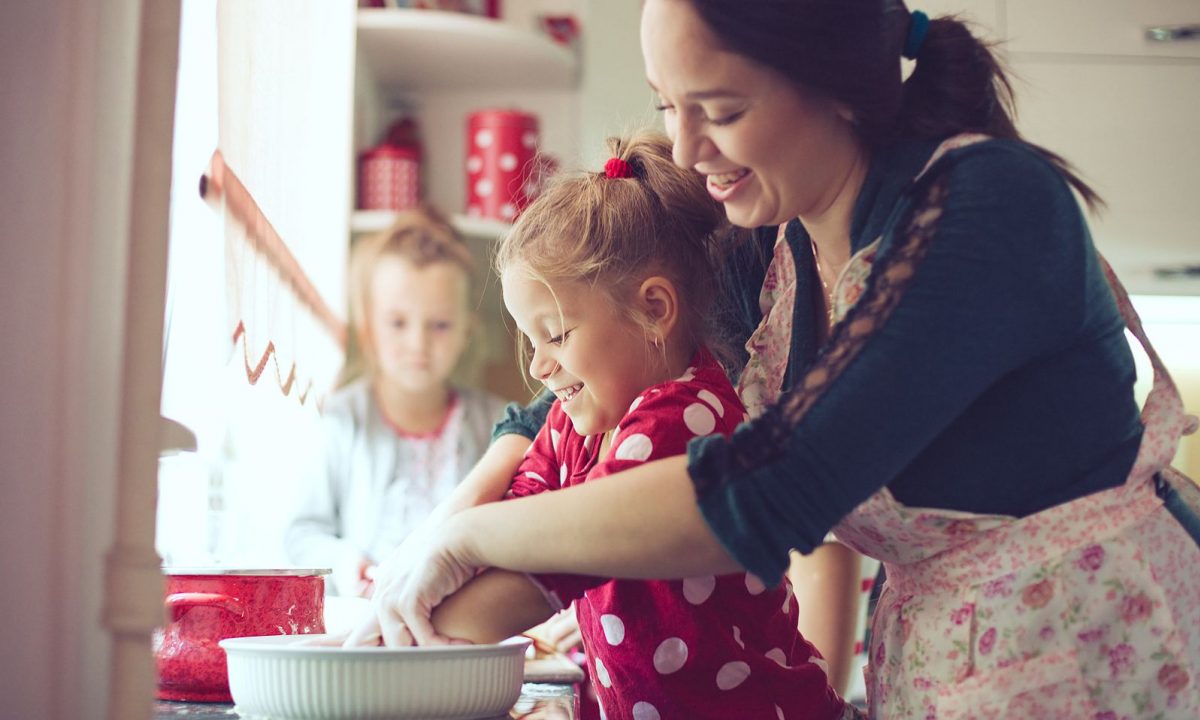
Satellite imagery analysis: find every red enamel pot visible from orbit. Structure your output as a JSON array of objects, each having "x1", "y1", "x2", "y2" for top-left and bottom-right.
[{"x1": 153, "y1": 568, "x2": 330, "y2": 702}]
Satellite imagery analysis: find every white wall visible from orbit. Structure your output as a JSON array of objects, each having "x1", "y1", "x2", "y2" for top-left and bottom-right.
[
  {"x1": 579, "y1": 0, "x2": 659, "y2": 164},
  {"x1": 1, "y1": 0, "x2": 142, "y2": 718}
]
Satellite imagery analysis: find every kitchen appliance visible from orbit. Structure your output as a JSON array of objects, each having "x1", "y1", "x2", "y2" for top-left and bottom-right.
[
  {"x1": 153, "y1": 568, "x2": 329, "y2": 702},
  {"x1": 221, "y1": 634, "x2": 531, "y2": 719}
]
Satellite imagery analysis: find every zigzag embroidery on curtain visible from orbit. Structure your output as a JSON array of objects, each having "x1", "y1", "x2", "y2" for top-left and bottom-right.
[
  {"x1": 230, "y1": 320, "x2": 313, "y2": 405},
  {"x1": 202, "y1": 149, "x2": 345, "y2": 406}
]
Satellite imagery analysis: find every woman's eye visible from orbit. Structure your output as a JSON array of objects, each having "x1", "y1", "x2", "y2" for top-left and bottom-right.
[
  {"x1": 431, "y1": 321, "x2": 452, "y2": 332},
  {"x1": 709, "y1": 109, "x2": 746, "y2": 126}
]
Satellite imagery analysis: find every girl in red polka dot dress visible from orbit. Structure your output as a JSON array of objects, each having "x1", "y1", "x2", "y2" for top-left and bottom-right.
[{"x1": 429, "y1": 132, "x2": 855, "y2": 720}]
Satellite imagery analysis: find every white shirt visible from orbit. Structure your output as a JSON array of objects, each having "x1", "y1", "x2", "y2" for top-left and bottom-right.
[{"x1": 284, "y1": 378, "x2": 508, "y2": 594}]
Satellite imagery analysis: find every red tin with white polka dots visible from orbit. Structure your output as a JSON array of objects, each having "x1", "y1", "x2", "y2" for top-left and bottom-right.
[
  {"x1": 359, "y1": 143, "x2": 421, "y2": 211},
  {"x1": 465, "y1": 109, "x2": 540, "y2": 222}
]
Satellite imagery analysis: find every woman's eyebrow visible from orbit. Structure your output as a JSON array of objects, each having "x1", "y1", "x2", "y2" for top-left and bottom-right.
[{"x1": 648, "y1": 81, "x2": 743, "y2": 102}]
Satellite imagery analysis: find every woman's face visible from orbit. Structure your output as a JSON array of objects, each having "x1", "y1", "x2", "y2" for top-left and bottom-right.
[{"x1": 640, "y1": 0, "x2": 861, "y2": 228}]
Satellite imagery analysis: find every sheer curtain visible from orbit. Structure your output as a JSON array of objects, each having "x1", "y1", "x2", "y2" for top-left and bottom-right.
[
  {"x1": 215, "y1": 0, "x2": 353, "y2": 407},
  {"x1": 160, "y1": 0, "x2": 355, "y2": 567}
]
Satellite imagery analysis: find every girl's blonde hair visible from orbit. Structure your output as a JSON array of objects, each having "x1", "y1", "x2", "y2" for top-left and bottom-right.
[
  {"x1": 494, "y1": 131, "x2": 729, "y2": 370},
  {"x1": 344, "y1": 206, "x2": 475, "y2": 384}
]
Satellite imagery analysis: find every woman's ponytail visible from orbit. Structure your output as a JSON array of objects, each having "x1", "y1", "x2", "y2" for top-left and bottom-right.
[{"x1": 897, "y1": 12, "x2": 1101, "y2": 209}]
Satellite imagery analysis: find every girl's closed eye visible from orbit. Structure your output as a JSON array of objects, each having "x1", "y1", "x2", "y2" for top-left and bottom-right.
[{"x1": 547, "y1": 329, "x2": 572, "y2": 345}]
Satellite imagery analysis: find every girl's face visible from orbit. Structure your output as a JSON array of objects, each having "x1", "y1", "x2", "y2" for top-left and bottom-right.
[
  {"x1": 367, "y1": 255, "x2": 471, "y2": 396},
  {"x1": 640, "y1": 0, "x2": 862, "y2": 228},
  {"x1": 501, "y1": 266, "x2": 661, "y2": 438}
]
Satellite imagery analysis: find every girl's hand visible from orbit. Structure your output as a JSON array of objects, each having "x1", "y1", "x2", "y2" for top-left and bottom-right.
[{"x1": 540, "y1": 605, "x2": 582, "y2": 653}]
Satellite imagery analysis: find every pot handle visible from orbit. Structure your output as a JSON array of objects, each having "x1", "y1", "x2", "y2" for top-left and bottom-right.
[{"x1": 165, "y1": 592, "x2": 246, "y2": 622}]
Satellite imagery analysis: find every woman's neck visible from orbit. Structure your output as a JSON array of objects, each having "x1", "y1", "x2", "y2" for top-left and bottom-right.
[
  {"x1": 374, "y1": 379, "x2": 454, "y2": 436},
  {"x1": 799, "y1": 142, "x2": 870, "y2": 274}
]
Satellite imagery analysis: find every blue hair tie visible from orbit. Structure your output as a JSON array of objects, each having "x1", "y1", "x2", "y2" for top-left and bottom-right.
[{"x1": 903, "y1": 10, "x2": 930, "y2": 59}]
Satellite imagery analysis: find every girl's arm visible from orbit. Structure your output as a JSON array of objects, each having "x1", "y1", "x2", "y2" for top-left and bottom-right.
[
  {"x1": 788, "y1": 545, "x2": 861, "y2": 697},
  {"x1": 431, "y1": 569, "x2": 554, "y2": 645},
  {"x1": 423, "y1": 433, "x2": 533, "y2": 522},
  {"x1": 418, "y1": 391, "x2": 555, "y2": 522}
]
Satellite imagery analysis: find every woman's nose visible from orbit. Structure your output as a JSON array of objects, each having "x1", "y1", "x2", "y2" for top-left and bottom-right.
[{"x1": 670, "y1": 114, "x2": 709, "y2": 170}]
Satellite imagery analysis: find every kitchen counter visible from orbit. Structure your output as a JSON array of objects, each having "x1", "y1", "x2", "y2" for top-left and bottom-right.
[{"x1": 154, "y1": 682, "x2": 577, "y2": 719}]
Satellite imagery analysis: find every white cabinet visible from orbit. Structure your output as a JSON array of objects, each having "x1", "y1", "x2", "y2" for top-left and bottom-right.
[
  {"x1": 917, "y1": 1, "x2": 1200, "y2": 294},
  {"x1": 350, "y1": 8, "x2": 583, "y2": 399},
  {"x1": 1005, "y1": 0, "x2": 1200, "y2": 59},
  {"x1": 352, "y1": 8, "x2": 580, "y2": 237}
]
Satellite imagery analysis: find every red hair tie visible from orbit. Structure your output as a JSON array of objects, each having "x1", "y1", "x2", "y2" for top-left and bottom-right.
[{"x1": 604, "y1": 157, "x2": 634, "y2": 179}]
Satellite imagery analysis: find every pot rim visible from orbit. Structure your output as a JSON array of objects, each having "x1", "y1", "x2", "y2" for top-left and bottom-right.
[{"x1": 163, "y1": 567, "x2": 331, "y2": 577}]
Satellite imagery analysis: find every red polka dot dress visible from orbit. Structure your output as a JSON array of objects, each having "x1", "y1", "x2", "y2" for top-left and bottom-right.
[{"x1": 507, "y1": 349, "x2": 849, "y2": 720}]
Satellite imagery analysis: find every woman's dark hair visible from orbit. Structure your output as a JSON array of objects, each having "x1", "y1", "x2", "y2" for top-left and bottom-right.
[{"x1": 685, "y1": 0, "x2": 1101, "y2": 209}]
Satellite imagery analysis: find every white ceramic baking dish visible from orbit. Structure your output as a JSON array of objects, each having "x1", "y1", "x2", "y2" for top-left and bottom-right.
[{"x1": 220, "y1": 634, "x2": 530, "y2": 720}]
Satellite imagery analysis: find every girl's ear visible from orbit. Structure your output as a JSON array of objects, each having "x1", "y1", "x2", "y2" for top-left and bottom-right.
[{"x1": 637, "y1": 275, "x2": 680, "y2": 338}]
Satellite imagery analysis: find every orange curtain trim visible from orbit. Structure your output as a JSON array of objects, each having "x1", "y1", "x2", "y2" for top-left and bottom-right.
[
  {"x1": 201, "y1": 149, "x2": 347, "y2": 349},
  {"x1": 232, "y1": 320, "x2": 315, "y2": 405}
]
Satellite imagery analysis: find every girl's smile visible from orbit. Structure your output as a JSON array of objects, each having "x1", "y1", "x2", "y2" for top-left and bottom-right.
[{"x1": 501, "y1": 266, "x2": 667, "y2": 438}]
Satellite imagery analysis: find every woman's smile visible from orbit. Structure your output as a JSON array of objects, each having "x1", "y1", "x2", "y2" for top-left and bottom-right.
[{"x1": 706, "y1": 168, "x2": 752, "y2": 202}]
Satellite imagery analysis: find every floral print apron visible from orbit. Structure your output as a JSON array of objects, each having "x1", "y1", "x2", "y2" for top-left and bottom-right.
[{"x1": 823, "y1": 137, "x2": 1200, "y2": 719}]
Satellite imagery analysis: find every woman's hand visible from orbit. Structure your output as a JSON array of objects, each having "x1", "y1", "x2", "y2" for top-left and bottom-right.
[{"x1": 345, "y1": 514, "x2": 482, "y2": 647}]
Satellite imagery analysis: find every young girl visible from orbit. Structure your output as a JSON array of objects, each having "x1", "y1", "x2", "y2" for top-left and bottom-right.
[
  {"x1": 428, "y1": 133, "x2": 854, "y2": 720},
  {"x1": 285, "y1": 207, "x2": 507, "y2": 597}
]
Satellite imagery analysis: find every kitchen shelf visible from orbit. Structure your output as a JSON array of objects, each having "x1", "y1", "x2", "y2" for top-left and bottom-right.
[
  {"x1": 356, "y1": 9, "x2": 579, "y2": 97},
  {"x1": 351, "y1": 209, "x2": 509, "y2": 242}
]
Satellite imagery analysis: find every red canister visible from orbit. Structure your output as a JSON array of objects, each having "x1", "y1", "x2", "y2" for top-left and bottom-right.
[
  {"x1": 153, "y1": 568, "x2": 328, "y2": 702},
  {"x1": 465, "y1": 109, "x2": 541, "y2": 222},
  {"x1": 359, "y1": 143, "x2": 421, "y2": 211}
]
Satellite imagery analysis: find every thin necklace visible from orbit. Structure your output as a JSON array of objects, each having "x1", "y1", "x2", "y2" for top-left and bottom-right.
[{"x1": 810, "y1": 240, "x2": 835, "y2": 325}]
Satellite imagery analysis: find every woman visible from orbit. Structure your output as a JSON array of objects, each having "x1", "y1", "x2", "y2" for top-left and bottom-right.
[{"x1": 364, "y1": 1, "x2": 1200, "y2": 716}]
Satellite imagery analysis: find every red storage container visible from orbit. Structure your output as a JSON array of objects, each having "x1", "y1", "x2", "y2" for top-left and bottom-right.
[
  {"x1": 359, "y1": 143, "x2": 421, "y2": 211},
  {"x1": 465, "y1": 109, "x2": 541, "y2": 222}
]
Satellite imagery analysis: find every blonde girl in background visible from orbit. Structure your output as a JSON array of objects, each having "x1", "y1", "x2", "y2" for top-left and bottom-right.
[
  {"x1": 285, "y1": 207, "x2": 507, "y2": 597},
  {"x1": 393, "y1": 132, "x2": 855, "y2": 720}
]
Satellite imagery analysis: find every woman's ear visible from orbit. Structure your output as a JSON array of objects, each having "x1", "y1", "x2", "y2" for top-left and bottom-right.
[
  {"x1": 834, "y1": 100, "x2": 856, "y2": 125},
  {"x1": 637, "y1": 275, "x2": 680, "y2": 339}
]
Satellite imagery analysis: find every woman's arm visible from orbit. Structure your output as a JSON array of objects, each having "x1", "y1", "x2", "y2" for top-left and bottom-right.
[
  {"x1": 394, "y1": 456, "x2": 742, "y2": 646},
  {"x1": 345, "y1": 434, "x2": 533, "y2": 646},
  {"x1": 788, "y1": 545, "x2": 861, "y2": 697}
]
